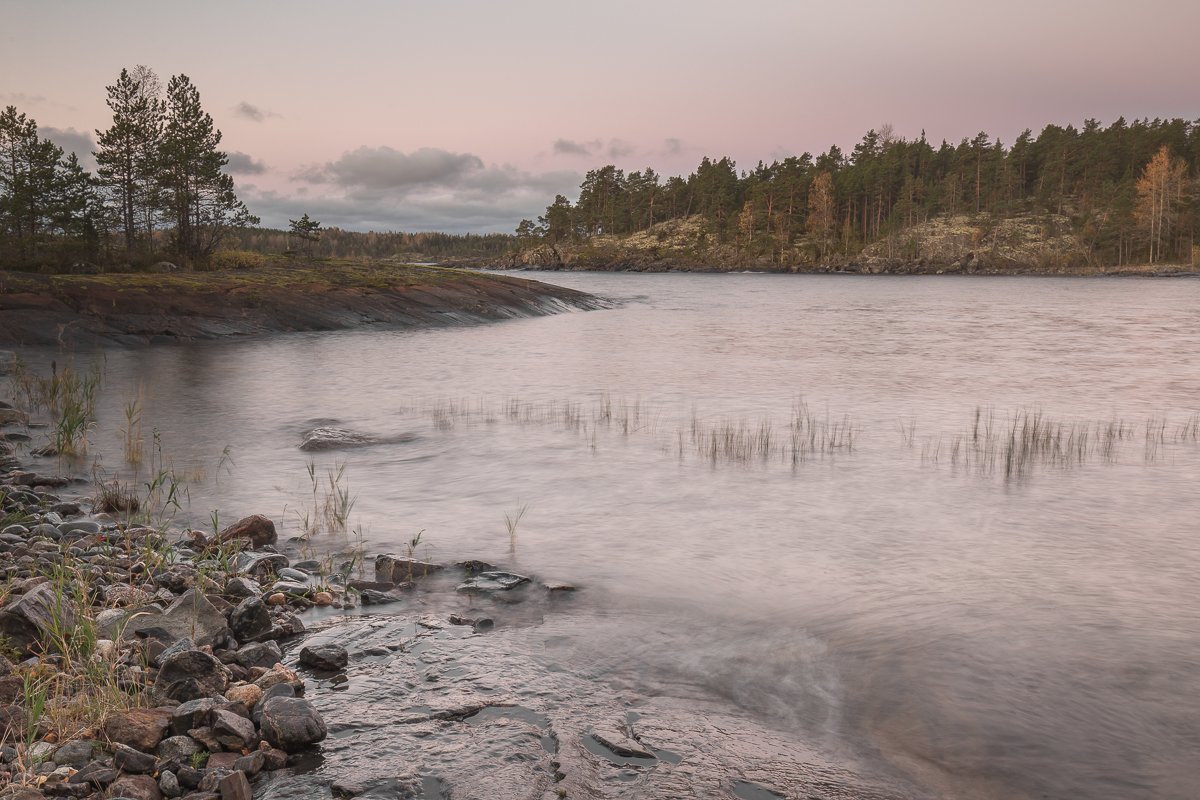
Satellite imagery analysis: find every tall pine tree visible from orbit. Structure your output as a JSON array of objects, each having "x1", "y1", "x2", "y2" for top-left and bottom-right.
[{"x1": 159, "y1": 74, "x2": 257, "y2": 263}]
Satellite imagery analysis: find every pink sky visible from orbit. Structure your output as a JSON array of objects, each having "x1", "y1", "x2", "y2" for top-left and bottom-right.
[{"x1": 3, "y1": 0, "x2": 1197, "y2": 232}]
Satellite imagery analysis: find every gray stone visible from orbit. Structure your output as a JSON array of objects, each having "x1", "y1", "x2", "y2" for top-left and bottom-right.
[
  {"x1": 56, "y1": 520, "x2": 100, "y2": 536},
  {"x1": 359, "y1": 588, "x2": 404, "y2": 606},
  {"x1": 156, "y1": 734, "x2": 203, "y2": 761},
  {"x1": 276, "y1": 568, "x2": 310, "y2": 583},
  {"x1": 223, "y1": 577, "x2": 260, "y2": 600},
  {"x1": 0, "y1": 524, "x2": 27, "y2": 537},
  {"x1": 228, "y1": 596, "x2": 271, "y2": 643},
  {"x1": 152, "y1": 649, "x2": 230, "y2": 705},
  {"x1": 298, "y1": 643, "x2": 348, "y2": 672},
  {"x1": 169, "y1": 698, "x2": 221, "y2": 736},
  {"x1": 110, "y1": 741, "x2": 157, "y2": 774},
  {"x1": 50, "y1": 739, "x2": 94, "y2": 767},
  {"x1": 258, "y1": 697, "x2": 327, "y2": 752},
  {"x1": 158, "y1": 769, "x2": 182, "y2": 798},
  {"x1": 232, "y1": 640, "x2": 282, "y2": 670},
  {"x1": 68, "y1": 760, "x2": 118, "y2": 787}
]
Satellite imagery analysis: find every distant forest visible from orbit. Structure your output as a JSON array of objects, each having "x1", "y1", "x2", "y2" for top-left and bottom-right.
[
  {"x1": 223, "y1": 228, "x2": 514, "y2": 261},
  {"x1": 521, "y1": 118, "x2": 1200, "y2": 267}
]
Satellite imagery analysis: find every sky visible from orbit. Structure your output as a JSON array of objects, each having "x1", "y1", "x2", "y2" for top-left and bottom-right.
[{"x1": 2, "y1": 0, "x2": 1198, "y2": 233}]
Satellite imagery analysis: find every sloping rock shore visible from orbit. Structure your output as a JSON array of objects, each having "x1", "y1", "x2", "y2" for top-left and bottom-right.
[{"x1": 0, "y1": 263, "x2": 607, "y2": 346}]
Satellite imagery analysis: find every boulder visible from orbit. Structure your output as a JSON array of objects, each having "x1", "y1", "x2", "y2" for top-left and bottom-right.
[
  {"x1": 211, "y1": 708, "x2": 258, "y2": 750},
  {"x1": 104, "y1": 707, "x2": 173, "y2": 752},
  {"x1": 0, "y1": 583, "x2": 74, "y2": 654},
  {"x1": 152, "y1": 650, "x2": 231, "y2": 705},
  {"x1": 169, "y1": 698, "x2": 221, "y2": 736},
  {"x1": 375, "y1": 554, "x2": 441, "y2": 583},
  {"x1": 258, "y1": 697, "x2": 327, "y2": 752},
  {"x1": 218, "y1": 516, "x2": 276, "y2": 549},
  {"x1": 122, "y1": 589, "x2": 229, "y2": 648},
  {"x1": 298, "y1": 644, "x2": 348, "y2": 672}
]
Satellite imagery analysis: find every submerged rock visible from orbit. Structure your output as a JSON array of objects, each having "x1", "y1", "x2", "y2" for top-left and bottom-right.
[{"x1": 375, "y1": 554, "x2": 442, "y2": 582}]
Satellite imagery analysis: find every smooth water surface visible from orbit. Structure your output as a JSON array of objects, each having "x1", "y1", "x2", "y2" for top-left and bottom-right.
[{"x1": 22, "y1": 273, "x2": 1200, "y2": 799}]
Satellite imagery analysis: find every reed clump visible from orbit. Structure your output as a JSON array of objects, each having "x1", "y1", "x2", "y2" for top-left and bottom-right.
[{"x1": 934, "y1": 407, "x2": 1200, "y2": 479}]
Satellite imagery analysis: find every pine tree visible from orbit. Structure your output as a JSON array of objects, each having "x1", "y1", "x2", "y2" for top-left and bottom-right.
[
  {"x1": 159, "y1": 74, "x2": 257, "y2": 263},
  {"x1": 288, "y1": 213, "x2": 322, "y2": 255},
  {"x1": 95, "y1": 66, "x2": 165, "y2": 256}
]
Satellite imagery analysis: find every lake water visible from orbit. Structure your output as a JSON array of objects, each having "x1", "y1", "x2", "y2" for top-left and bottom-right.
[{"x1": 19, "y1": 273, "x2": 1200, "y2": 799}]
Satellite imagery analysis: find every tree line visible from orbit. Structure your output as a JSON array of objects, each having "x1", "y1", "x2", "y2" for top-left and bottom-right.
[
  {"x1": 0, "y1": 66, "x2": 255, "y2": 270},
  {"x1": 520, "y1": 118, "x2": 1200, "y2": 266},
  {"x1": 223, "y1": 226, "x2": 515, "y2": 261}
]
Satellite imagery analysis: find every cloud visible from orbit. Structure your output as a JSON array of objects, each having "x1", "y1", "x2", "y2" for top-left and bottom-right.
[
  {"x1": 243, "y1": 145, "x2": 583, "y2": 233},
  {"x1": 607, "y1": 139, "x2": 635, "y2": 158},
  {"x1": 297, "y1": 146, "x2": 485, "y2": 192},
  {"x1": 553, "y1": 138, "x2": 599, "y2": 156},
  {"x1": 1, "y1": 92, "x2": 47, "y2": 108},
  {"x1": 42, "y1": 127, "x2": 96, "y2": 171},
  {"x1": 226, "y1": 150, "x2": 267, "y2": 174},
  {"x1": 552, "y1": 137, "x2": 653, "y2": 161},
  {"x1": 663, "y1": 137, "x2": 683, "y2": 154},
  {"x1": 233, "y1": 102, "x2": 278, "y2": 122}
]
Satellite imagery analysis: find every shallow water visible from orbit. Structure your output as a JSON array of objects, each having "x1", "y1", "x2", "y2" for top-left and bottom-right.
[{"x1": 17, "y1": 273, "x2": 1200, "y2": 799}]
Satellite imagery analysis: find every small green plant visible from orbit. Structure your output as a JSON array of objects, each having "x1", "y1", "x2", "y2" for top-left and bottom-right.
[{"x1": 190, "y1": 750, "x2": 210, "y2": 769}]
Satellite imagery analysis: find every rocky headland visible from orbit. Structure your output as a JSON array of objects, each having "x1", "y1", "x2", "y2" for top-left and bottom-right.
[{"x1": 0, "y1": 263, "x2": 607, "y2": 347}]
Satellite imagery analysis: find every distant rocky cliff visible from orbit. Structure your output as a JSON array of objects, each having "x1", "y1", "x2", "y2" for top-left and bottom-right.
[{"x1": 498, "y1": 214, "x2": 1189, "y2": 275}]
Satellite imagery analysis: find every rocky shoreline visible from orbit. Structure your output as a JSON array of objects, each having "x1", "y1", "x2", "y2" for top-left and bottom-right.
[
  {"x1": 0, "y1": 418, "x2": 571, "y2": 800},
  {"x1": 0, "y1": 264, "x2": 608, "y2": 347}
]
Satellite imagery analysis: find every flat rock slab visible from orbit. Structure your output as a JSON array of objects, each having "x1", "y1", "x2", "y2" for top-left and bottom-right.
[{"x1": 456, "y1": 571, "x2": 531, "y2": 594}]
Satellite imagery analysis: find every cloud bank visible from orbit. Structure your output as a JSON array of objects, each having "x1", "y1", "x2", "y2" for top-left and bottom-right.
[{"x1": 241, "y1": 145, "x2": 581, "y2": 233}]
